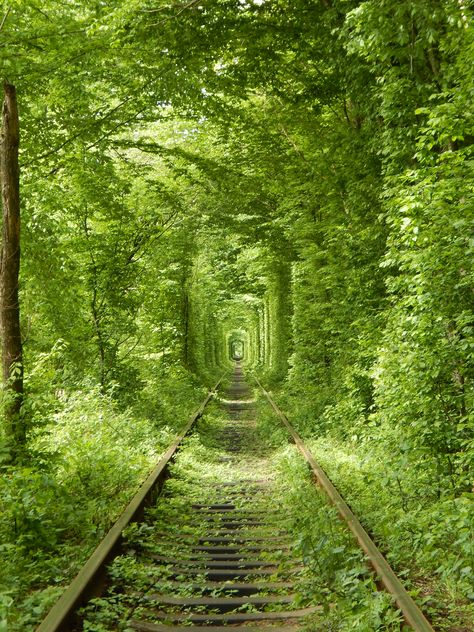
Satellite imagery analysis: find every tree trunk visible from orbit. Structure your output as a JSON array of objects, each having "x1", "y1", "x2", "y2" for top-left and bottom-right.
[
  {"x1": 182, "y1": 290, "x2": 190, "y2": 368},
  {"x1": 0, "y1": 82, "x2": 24, "y2": 452}
]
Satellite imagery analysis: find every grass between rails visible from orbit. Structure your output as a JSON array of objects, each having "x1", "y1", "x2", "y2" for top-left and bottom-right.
[{"x1": 81, "y1": 394, "x2": 405, "y2": 631}]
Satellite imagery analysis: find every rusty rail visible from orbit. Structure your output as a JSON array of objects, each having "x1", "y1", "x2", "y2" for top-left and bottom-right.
[
  {"x1": 255, "y1": 376, "x2": 435, "y2": 632},
  {"x1": 36, "y1": 379, "x2": 222, "y2": 632}
]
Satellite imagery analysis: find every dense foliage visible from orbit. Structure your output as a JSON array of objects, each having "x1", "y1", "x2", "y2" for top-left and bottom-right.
[{"x1": 0, "y1": 0, "x2": 472, "y2": 629}]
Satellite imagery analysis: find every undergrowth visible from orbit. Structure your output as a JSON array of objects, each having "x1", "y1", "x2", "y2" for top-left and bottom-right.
[
  {"x1": 0, "y1": 374, "x2": 205, "y2": 631},
  {"x1": 267, "y1": 439, "x2": 406, "y2": 630},
  {"x1": 258, "y1": 389, "x2": 474, "y2": 631},
  {"x1": 306, "y1": 435, "x2": 474, "y2": 631}
]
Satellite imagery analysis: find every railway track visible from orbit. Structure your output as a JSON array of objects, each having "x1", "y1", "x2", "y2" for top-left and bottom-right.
[{"x1": 37, "y1": 363, "x2": 434, "y2": 632}]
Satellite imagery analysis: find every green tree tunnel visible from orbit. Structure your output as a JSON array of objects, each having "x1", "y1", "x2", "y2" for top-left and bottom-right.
[{"x1": 0, "y1": 1, "x2": 473, "y2": 629}]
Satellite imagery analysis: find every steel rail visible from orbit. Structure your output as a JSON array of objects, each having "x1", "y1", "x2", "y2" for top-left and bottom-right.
[
  {"x1": 255, "y1": 376, "x2": 435, "y2": 632},
  {"x1": 36, "y1": 378, "x2": 223, "y2": 632}
]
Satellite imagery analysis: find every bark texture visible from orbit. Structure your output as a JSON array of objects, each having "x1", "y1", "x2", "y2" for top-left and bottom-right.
[{"x1": 0, "y1": 82, "x2": 24, "y2": 448}]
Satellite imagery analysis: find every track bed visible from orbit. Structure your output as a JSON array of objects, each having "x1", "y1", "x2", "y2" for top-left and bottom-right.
[
  {"x1": 38, "y1": 364, "x2": 433, "y2": 632},
  {"x1": 79, "y1": 364, "x2": 315, "y2": 631}
]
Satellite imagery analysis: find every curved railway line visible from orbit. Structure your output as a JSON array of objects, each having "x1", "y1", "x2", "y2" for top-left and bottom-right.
[{"x1": 37, "y1": 364, "x2": 435, "y2": 632}]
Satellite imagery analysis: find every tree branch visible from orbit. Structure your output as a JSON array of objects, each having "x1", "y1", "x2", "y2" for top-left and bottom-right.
[
  {"x1": 0, "y1": 8, "x2": 10, "y2": 33},
  {"x1": 150, "y1": 0, "x2": 204, "y2": 26},
  {"x1": 27, "y1": 96, "x2": 134, "y2": 166}
]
